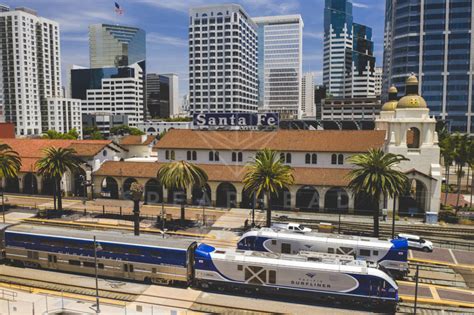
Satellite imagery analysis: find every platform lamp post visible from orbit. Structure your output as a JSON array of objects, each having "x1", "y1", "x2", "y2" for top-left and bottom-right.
[
  {"x1": 251, "y1": 192, "x2": 256, "y2": 227},
  {"x1": 130, "y1": 183, "x2": 144, "y2": 237},
  {"x1": 391, "y1": 195, "x2": 397, "y2": 239},
  {"x1": 201, "y1": 186, "x2": 207, "y2": 227},
  {"x1": 93, "y1": 236, "x2": 103, "y2": 314},
  {"x1": 1, "y1": 186, "x2": 5, "y2": 224},
  {"x1": 414, "y1": 264, "x2": 420, "y2": 314}
]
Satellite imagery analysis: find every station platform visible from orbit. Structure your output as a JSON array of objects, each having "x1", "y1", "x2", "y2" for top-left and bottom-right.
[
  {"x1": 409, "y1": 248, "x2": 474, "y2": 269},
  {"x1": 399, "y1": 281, "x2": 474, "y2": 308}
]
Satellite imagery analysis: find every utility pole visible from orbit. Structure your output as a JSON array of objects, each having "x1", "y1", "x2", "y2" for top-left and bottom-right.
[
  {"x1": 391, "y1": 195, "x2": 397, "y2": 239},
  {"x1": 93, "y1": 236, "x2": 101, "y2": 313},
  {"x1": 414, "y1": 264, "x2": 420, "y2": 314}
]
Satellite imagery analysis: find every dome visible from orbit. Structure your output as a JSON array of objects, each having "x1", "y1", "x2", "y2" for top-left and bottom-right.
[
  {"x1": 397, "y1": 75, "x2": 428, "y2": 109},
  {"x1": 397, "y1": 95, "x2": 427, "y2": 109},
  {"x1": 381, "y1": 85, "x2": 398, "y2": 111}
]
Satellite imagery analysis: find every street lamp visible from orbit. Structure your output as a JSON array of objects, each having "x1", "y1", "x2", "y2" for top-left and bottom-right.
[
  {"x1": 1, "y1": 186, "x2": 5, "y2": 224},
  {"x1": 93, "y1": 236, "x2": 102, "y2": 314},
  {"x1": 201, "y1": 186, "x2": 207, "y2": 227},
  {"x1": 251, "y1": 192, "x2": 256, "y2": 227},
  {"x1": 391, "y1": 195, "x2": 397, "y2": 239}
]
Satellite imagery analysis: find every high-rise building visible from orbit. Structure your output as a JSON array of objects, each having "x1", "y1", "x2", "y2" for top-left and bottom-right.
[
  {"x1": 89, "y1": 24, "x2": 146, "y2": 68},
  {"x1": 46, "y1": 98, "x2": 83, "y2": 137},
  {"x1": 188, "y1": 4, "x2": 259, "y2": 114},
  {"x1": 323, "y1": 0, "x2": 376, "y2": 98},
  {"x1": 146, "y1": 73, "x2": 179, "y2": 118},
  {"x1": 72, "y1": 62, "x2": 145, "y2": 134},
  {"x1": 0, "y1": 6, "x2": 74, "y2": 136},
  {"x1": 374, "y1": 67, "x2": 383, "y2": 96},
  {"x1": 383, "y1": 0, "x2": 474, "y2": 133},
  {"x1": 301, "y1": 72, "x2": 315, "y2": 117},
  {"x1": 254, "y1": 15, "x2": 303, "y2": 119}
]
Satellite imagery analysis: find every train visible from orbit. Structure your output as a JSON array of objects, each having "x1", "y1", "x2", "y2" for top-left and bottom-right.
[
  {"x1": 237, "y1": 228, "x2": 409, "y2": 278},
  {"x1": 0, "y1": 224, "x2": 398, "y2": 312}
]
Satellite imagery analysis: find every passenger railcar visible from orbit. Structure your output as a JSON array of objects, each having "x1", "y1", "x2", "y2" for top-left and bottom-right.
[
  {"x1": 3, "y1": 224, "x2": 197, "y2": 284},
  {"x1": 237, "y1": 228, "x2": 409, "y2": 278},
  {"x1": 194, "y1": 244, "x2": 398, "y2": 312}
]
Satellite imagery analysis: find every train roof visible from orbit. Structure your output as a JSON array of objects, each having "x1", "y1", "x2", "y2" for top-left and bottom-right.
[
  {"x1": 6, "y1": 224, "x2": 196, "y2": 250},
  {"x1": 199, "y1": 245, "x2": 372, "y2": 275},
  {"x1": 240, "y1": 228, "x2": 393, "y2": 249}
]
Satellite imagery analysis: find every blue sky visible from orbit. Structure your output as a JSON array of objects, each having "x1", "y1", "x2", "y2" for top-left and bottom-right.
[{"x1": 3, "y1": 0, "x2": 386, "y2": 97}]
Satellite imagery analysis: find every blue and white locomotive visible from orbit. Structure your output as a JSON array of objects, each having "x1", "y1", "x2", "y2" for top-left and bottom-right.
[
  {"x1": 237, "y1": 228, "x2": 409, "y2": 278},
  {"x1": 0, "y1": 224, "x2": 398, "y2": 312}
]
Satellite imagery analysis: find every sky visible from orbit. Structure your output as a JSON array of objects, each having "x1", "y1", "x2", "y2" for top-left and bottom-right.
[{"x1": 3, "y1": 0, "x2": 386, "y2": 97}]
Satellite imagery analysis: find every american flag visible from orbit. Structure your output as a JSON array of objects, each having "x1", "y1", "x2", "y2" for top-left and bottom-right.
[{"x1": 114, "y1": 2, "x2": 123, "y2": 15}]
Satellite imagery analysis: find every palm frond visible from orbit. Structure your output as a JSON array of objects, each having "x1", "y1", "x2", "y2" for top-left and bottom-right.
[
  {"x1": 0, "y1": 143, "x2": 21, "y2": 180},
  {"x1": 35, "y1": 147, "x2": 82, "y2": 179},
  {"x1": 157, "y1": 160, "x2": 208, "y2": 190}
]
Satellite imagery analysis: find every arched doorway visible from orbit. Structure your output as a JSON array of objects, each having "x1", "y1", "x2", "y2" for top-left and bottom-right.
[
  {"x1": 144, "y1": 179, "x2": 162, "y2": 204},
  {"x1": 216, "y1": 182, "x2": 237, "y2": 208},
  {"x1": 270, "y1": 187, "x2": 291, "y2": 210},
  {"x1": 5, "y1": 177, "x2": 20, "y2": 193},
  {"x1": 399, "y1": 179, "x2": 427, "y2": 216},
  {"x1": 41, "y1": 177, "x2": 56, "y2": 195},
  {"x1": 101, "y1": 177, "x2": 119, "y2": 199},
  {"x1": 354, "y1": 192, "x2": 376, "y2": 215},
  {"x1": 407, "y1": 127, "x2": 421, "y2": 148},
  {"x1": 73, "y1": 168, "x2": 87, "y2": 197},
  {"x1": 296, "y1": 186, "x2": 319, "y2": 211},
  {"x1": 23, "y1": 173, "x2": 38, "y2": 194},
  {"x1": 167, "y1": 187, "x2": 186, "y2": 205},
  {"x1": 123, "y1": 178, "x2": 137, "y2": 199},
  {"x1": 324, "y1": 187, "x2": 349, "y2": 213},
  {"x1": 192, "y1": 184, "x2": 211, "y2": 206}
]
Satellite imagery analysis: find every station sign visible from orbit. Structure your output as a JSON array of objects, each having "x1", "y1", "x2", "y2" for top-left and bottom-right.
[{"x1": 193, "y1": 113, "x2": 279, "y2": 127}]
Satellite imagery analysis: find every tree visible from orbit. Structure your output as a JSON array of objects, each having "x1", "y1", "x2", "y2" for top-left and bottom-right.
[
  {"x1": 467, "y1": 140, "x2": 474, "y2": 208},
  {"x1": 42, "y1": 129, "x2": 79, "y2": 140},
  {"x1": 129, "y1": 182, "x2": 144, "y2": 236},
  {"x1": 83, "y1": 127, "x2": 104, "y2": 140},
  {"x1": 157, "y1": 160, "x2": 208, "y2": 224},
  {"x1": 347, "y1": 149, "x2": 409, "y2": 237},
  {"x1": 439, "y1": 134, "x2": 455, "y2": 205},
  {"x1": 110, "y1": 125, "x2": 144, "y2": 136},
  {"x1": 36, "y1": 147, "x2": 82, "y2": 211},
  {"x1": 243, "y1": 149, "x2": 295, "y2": 227},
  {"x1": 452, "y1": 133, "x2": 470, "y2": 209},
  {"x1": 0, "y1": 143, "x2": 22, "y2": 180}
]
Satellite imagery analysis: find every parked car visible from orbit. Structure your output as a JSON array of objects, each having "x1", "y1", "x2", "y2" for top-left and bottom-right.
[
  {"x1": 398, "y1": 233, "x2": 433, "y2": 252},
  {"x1": 272, "y1": 222, "x2": 312, "y2": 233}
]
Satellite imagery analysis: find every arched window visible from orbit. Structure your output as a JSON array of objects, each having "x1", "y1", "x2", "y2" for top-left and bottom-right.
[
  {"x1": 286, "y1": 153, "x2": 292, "y2": 164},
  {"x1": 209, "y1": 151, "x2": 214, "y2": 161},
  {"x1": 170, "y1": 151, "x2": 175, "y2": 160},
  {"x1": 165, "y1": 150, "x2": 169, "y2": 160},
  {"x1": 312, "y1": 154, "x2": 317, "y2": 164},
  {"x1": 305, "y1": 154, "x2": 311, "y2": 164},
  {"x1": 238, "y1": 152, "x2": 243, "y2": 162},
  {"x1": 187, "y1": 151, "x2": 191, "y2": 160},
  {"x1": 192, "y1": 151, "x2": 197, "y2": 161},
  {"x1": 232, "y1": 152, "x2": 237, "y2": 162},
  {"x1": 215, "y1": 151, "x2": 220, "y2": 161},
  {"x1": 280, "y1": 153, "x2": 285, "y2": 162},
  {"x1": 331, "y1": 154, "x2": 337, "y2": 165},
  {"x1": 407, "y1": 127, "x2": 421, "y2": 149},
  {"x1": 338, "y1": 154, "x2": 344, "y2": 165}
]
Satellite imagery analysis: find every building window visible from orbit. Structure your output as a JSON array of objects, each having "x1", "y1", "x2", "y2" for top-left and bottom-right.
[
  {"x1": 102, "y1": 150, "x2": 107, "y2": 157},
  {"x1": 338, "y1": 154, "x2": 344, "y2": 165},
  {"x1": 165, "y1": 150, "x2": 169, "y2": 160},
  {"x1": 232, "y1": 152, "x2": 243, "y2": 162},
  {"x1": 305, "y1": 153, "x2": 311, "y2": 164},
  {"x1": 232, "y1": 152, "x2": 236, "y2": 162},
  {"x1": 170, "y1": 151, "x2": 175, "y2": 160},
  {"x1": 192, "y1": 151, "x2": 197, "y2": 161},
  {"x1": 238, "y1": 152, "x2": 243, "y2": 162},
  {"x1": 312, "y1": 154, "x2": 317, "y2": 164},
  {"x1": 209, "y1": 151, "x2": 214, "y2": 161},
  {"x1": 215, "y1": 151, "x2": 219, "y2": 161},
  {"x1": 280, "y1": 152, "x2": 291, "y2": 164},
  {"x1": 187, "y1": 151, "x2": 192, "y2": 160}
]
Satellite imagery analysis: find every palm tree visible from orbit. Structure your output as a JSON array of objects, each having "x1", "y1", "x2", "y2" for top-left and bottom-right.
[
  {"x1": 452, "y1": 133, "x2": 470, "y2": 209},
  {"x1": 36, "y1": 147, "x2": 82, "y2": 211},
  {"x1": 468, "y1": 140, "x2": 474, "y2": 208},
  {"x1": 0, "y1": 143, "x2": 21, "y2": 222},
  {"x1": 157, "y1": 160, "x2": 208, "y2": 224},
  {"x1": 243, "y1": 149, "x2": 295, "y2": 227},
  {"x1": 440, "y1": 135, "x2": 455, "y2": 205},
  {"x1": 347, "y1": 149, "x2": 409, "y2": 237},
  {"x1": 129, "y1": 182, "x2": 144, "y2": 236}
]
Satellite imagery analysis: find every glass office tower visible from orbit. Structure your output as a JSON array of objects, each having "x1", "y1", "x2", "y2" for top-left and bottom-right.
[
  {"x1": 383, "y1": 0, "x2": 474, "y2": 133},
  {"x1": 254, "y1": 15, "x2": 303, "y2": 119},
  {"x1": 323, "y1": 0, "x2": 375, "y2": 98},
  {"x1": 89, "y1": 24, "x2": 146, "y2": 68}
]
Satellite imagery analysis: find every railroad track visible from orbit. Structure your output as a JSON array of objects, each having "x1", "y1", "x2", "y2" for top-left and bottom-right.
[
  {"x1": 405, "y1": 263, "x2": 468, "y2": 288},
  {"x1": 398, "y1": 302, "x2": 474, "y2": 314},
  {"x1": 0, "y1": 273, "x2": 272, "y2": 314}
]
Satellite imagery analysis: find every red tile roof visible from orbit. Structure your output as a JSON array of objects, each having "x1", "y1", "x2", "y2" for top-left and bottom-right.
[
  {"x1": 120, "y1": 135, "x2": 156, "y2": 146},
  {"x1": 93, "y1": 161, "x2": 351, "y2": 187},
  {"x1": 154, "y1": 129, "x2": 386, "y2": 153}
]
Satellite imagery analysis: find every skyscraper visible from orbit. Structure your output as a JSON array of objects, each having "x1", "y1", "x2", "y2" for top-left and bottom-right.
[
  {"x1": 383, "y1": 0, "x2": 474, "y2": 133},
  {"x1": 374, "y1": 67, "x2": 383, "y2": 96},
  {"x1": 0, "y1": 6, "x2": 81, "y2": 136},
  {"x1": 323, "y1": 0, "x2": 376, "y2": 98},
  {"x1": 188, "y1": 4, "x2": 259, "y2": 114},
  {"x1": 301, "y1": 72, "x2": 315, "y2": 117},
  {"x1": 89, "y1": 24, "x2": 146, "y2": 68},
  {"x1": 254, "y1": 15, "x2": 303, "y2": 119},
  {"x1": 146, "y1": 73, "x2": 180, "y2": 118}
]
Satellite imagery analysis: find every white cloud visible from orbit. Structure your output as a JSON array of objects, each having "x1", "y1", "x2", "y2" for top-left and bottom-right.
[
  {"x1": 61, "y1": 34, "x2": 88, "y2": 42},
  {"x1": 305, "y1": 31, "x2": 324, "y2": 39},
  {"x1": 147, "y1": 33, "x2": 187, "y2": 47},
  {"x1": 352, "y1": 2, "x2": 369, "y2": 9}
]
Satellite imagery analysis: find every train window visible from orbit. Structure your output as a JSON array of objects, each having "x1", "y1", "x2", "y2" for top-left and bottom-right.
[
  {"x1": 281, "y1": 243, "x2": 291, "y2": 254},
  {"x1": 269, "y1": 270, "x2": 276, "y2": 284},
  {"x1": 215, "y1": 250, "x2": 226, "y2": 254},
  {"x1": 47, "y1": 254, "x2": 57, "y2": 263},
  {"x1": 360, "y1": 249, "x2": 371, "y2": 257},
  {"x1": 124, "y1": 265, "x2": 128, "y2": 272},
  {"x1": 271, "y1": 240, "x2": 276, "y2": 245},
  {"x1": 98, "y1": 263, "x2": 104, "y2": 269},
  {"x1": 373, "y1": 250, "x2": 379, "y2": 256},
  {"x1": 83, "y1": 261, "x2": 95, "y2": 268},
  {"x1": 237, "y1": 265, "x2": 243, "y2": 271},
  {"x1": 27, "y1": 251, "x2": 39, "y2": 260},
  {"x1": 152, "y1": 268, "x2": 157, "y2": 273},
  {"x1": 129, "y1": 264, "x2": 134, "y2": 272},
  {"x1": 328, "y1": 248, "x2": 334, "y2": 254},
  {"x1": 68, "y1": 260, "x2": 81, "y2": 266}
]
